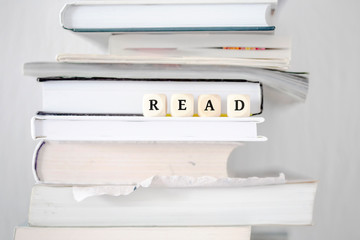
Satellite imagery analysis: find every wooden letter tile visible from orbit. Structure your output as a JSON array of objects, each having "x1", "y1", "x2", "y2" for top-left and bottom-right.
[
  {"x1": 198, "y1": 94, "x2": 221, "y2": 117},
  {"x1": 143, "y1": 94, "x2": 167, "y2": 117},
  {"x1": 171, "y1": 94, "x2": 194, "y2": 117},
  {"x1": 227, "y1": 94, "x2": 250, "y2": 117}
]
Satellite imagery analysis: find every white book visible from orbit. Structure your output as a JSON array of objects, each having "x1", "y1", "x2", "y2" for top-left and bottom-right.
[
  {"x1": 60, "y1": 2, "x2": 275, "y2": 32},
  {"x1": 56, "y1": 54, "x2": 289, "y2": 70},
  {"x1": 105, "y1": 34, "x2": 291, "y2": 69},
  {"x1": 37, "y1": 79, "x2": 263, "y2": 115},
  {"x1": 14, "y1": 226, "x2": 251, "y2": 240},
  {"x1": 31, "y1": 115, "x2": 266, "y2": 142},
  {"x1": 33, "y1": 141, "x2": 240, "y2": 185},
  {"x1": 28, "y1": 182, "x2": 317, "y2": 226},
  {"x1": 109, "y1": 34, "x2": 290, "y2": 56}
]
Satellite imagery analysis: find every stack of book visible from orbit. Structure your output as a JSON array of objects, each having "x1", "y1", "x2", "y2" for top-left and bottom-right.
[{"x1": 17, "y1": 1, "x2": 316, "y2": 240}]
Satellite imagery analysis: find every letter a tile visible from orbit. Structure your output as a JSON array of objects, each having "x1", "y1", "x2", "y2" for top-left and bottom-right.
[{"x1": 198, "y1": 94, "x2": 221, "y2": 117}]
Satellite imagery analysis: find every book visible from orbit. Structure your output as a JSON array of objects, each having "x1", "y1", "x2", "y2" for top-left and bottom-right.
[
  {"x1": 28, "y1": 181, "x2": 317, "y2": 226},
  {"x1": 108, "y1": 34, "x2": 291, "y2": 60},
  {"x1": 56, "y1": 54, "x2": 289, "y2": 71},
  {"x1": 23, "y1": 62, "x2": 309, "y2": 101},
  {"x1": 37, "y1": 78, "x2": 263, "y2": 116},
  {"x1": 14, "y1": 226, "x2": 251, "y2": 240},
  {"x1": 33, "y1": 141, "x2": 241, "y2": 185},
  {"x1": 60, "y1": 2, "x2": 276, "y2": 32},
  {"x1": 31, "y1": 115, "x2": 266, "y2": 142},
  {"x1": 58, "y1": 33, "x2": 290, "y2": 70},
  {"x1": 104, "y1": 33, "x2": 291, "y2": 70}
]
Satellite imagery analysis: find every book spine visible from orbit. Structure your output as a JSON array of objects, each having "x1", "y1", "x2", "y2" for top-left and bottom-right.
[
  {"x1": 69, "y1": 26, "x2": 276, "y2": 33},
  {"x1": 59, "y1": 4, "x2": 69, "y2": 30},
  {"x1": 32, "y1": 141, "x2": 45, "y2": 183},
  {"x1": 30, "y1": 116, "x2": 37, "y2": 140}
]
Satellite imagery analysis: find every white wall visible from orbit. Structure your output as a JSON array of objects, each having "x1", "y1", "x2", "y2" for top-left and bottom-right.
[{"x1": 1, "y1": 0, "x2": 359, "y2": 239}]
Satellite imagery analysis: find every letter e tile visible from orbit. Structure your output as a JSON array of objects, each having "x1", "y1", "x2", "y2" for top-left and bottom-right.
[{"x1": 171, "y1": 94, "x2": 194, "y2": 117}]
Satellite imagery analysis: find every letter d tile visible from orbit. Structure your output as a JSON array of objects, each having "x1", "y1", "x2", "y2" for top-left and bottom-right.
[{"x1": 227, "y1": 94, "x2": 250, "y2": 117}]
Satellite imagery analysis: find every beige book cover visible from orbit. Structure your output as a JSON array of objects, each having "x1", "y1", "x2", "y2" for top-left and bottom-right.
[
  {"x1": 34, "y1": 141, "x2": 241, "y2": 185},
  {"x1": 14, "y1": 226, "x2": 251, "y2": 240}
]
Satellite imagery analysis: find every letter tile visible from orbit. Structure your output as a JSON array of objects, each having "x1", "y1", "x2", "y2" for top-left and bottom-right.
[
  {"x1": 198, "y1": 94, "x2": 221, "y2": 117},
  {"x1": 143, "y1": 94, "x2": 167, "y2": 117},
  {"x1": 171, "y1": 94, "x2": 194, "y2": 117},
  {"x1": 227, "y1": 94, "x2": 250, "y2": 117}
]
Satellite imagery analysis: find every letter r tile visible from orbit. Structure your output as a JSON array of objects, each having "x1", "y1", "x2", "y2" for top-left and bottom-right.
[{"x1": 143, "y1": 94, "x2": 167, "y2": 117}]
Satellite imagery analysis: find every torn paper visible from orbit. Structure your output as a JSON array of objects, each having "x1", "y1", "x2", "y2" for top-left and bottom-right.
[{"x1": 73, "y1": 173, "x2": 286, "y2": 202}]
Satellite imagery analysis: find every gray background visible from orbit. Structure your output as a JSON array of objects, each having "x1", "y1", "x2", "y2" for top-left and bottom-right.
[{"x1": 1, "y1": 0, "x2": 360, "y2": 239}]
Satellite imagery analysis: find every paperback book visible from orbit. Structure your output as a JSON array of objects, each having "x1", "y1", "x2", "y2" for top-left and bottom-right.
[
  {"x1": 33, "y1": 141, "x2": 241, "y2": 185},
  {"x1": 24, "y1": 62, "x2": 309, "y2": 100},
  {"x1": 28, "y1": 179, "x2": 317, "y2": 226}
]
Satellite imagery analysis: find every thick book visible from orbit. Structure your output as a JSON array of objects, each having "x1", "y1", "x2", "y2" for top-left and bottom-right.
[
  {"x1": 56, "y1": 54, "x2": 289, "y2": 71},
  {"x1": 28, "y1": 181, "x2": 317, "y2": 226},
  {"x1": 60, "y1": 1, "x2": 276, "y2": 32},
  {"x1": 33, "y1": 141, "x2": 240, "y2": 185},
  {"x1": 23, "y1": 62, "x2": 309, "y2": 101},
  {"x1": 14, "y1": 226, "x2": 251, "y2": 240},
  {"x1": 37, "y1": 78, "x2": 263, "y2": 116},
  {"x1": 31, "y1": 115, "x2": 266, "y2": 142}
]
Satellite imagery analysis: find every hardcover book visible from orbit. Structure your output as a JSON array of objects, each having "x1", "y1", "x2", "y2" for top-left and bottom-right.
[
  {"x1": 31, "y1": 115, "x2": 266, "y2": 142},
  {"x1": 60, "y1": 2, "x2": 276, "y2": 32},
  {"x1": 37, "y1": 78, "x2": 263, "y2": 116}
]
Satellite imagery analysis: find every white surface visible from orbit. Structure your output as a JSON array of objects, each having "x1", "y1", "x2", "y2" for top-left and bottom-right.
[{"x1": 1, "y1": 0, "x2": 360, "y2": 239}]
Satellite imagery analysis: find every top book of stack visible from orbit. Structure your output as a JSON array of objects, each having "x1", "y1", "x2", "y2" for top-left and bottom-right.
[{"x1": 60, "y1": 0, "x2": 277, "y2": 32}]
